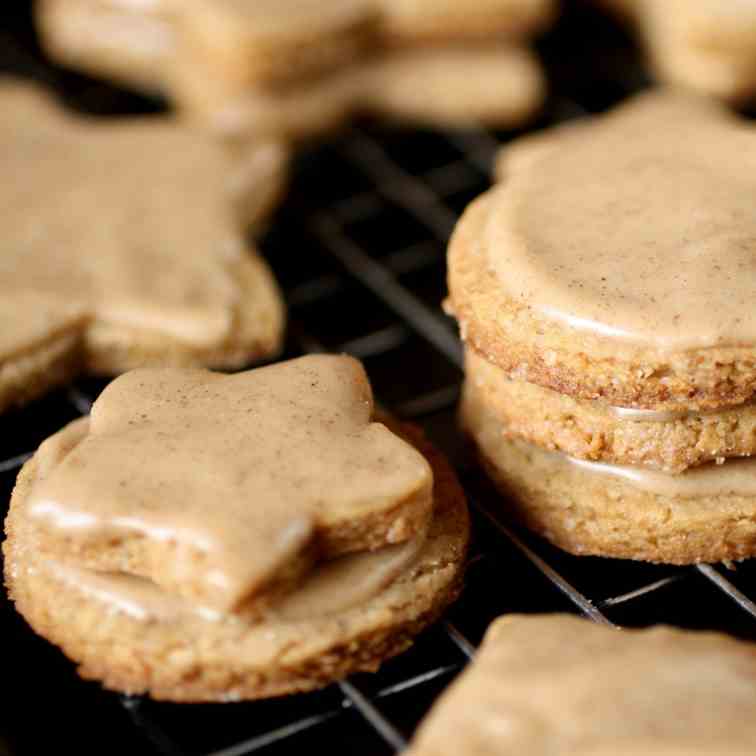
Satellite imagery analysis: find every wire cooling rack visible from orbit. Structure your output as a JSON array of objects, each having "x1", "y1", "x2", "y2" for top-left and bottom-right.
[{"x1": 4, "y1": 2, "x2": 756, "y2": 755}]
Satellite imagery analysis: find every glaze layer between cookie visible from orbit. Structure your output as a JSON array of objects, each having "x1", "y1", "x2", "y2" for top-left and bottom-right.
[
  {"x1": 466, "y1": 347, "x2": 756, "y2": 473},
  {"x1": 462, "y1": 380, "x2": 756, "y2": 564}
]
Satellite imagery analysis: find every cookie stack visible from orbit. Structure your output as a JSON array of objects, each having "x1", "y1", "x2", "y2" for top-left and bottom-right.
[
  {"x1": 597, "y1": 0, "x2": 756, "y2": 103},
  {"x1": 4, "y1": 355, "x2": 469, "y2": 700},
  {"x1": 449, "y1": 91, "x2": 756, "y2": 564},
  {"x1": 0, "y1": 79, "x2": 288, "y2": 412},
  {"x1": 36, "y1": 0, "x2": 556, "y2": 139}
]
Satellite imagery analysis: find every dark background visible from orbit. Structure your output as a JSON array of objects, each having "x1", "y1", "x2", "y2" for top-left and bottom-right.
[{"x1": 3, "y1": 3, "x2": 755, "y2": 755}]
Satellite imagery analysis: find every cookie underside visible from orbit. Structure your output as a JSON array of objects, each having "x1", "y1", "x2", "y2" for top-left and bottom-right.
[
  {"x1": 3, "y1": 423, "x2": 468, "y2": 701},
  {"x1": 462, "y1": 384, "x2": 756, "y2": 564},
  {"x1": 0, "y1": 332, "x2": 82, "y2": 413}
]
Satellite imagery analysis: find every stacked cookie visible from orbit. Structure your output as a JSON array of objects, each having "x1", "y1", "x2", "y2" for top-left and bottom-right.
[
  {"x1": 36, "y1": 0, "x2": 556, "y2": 139},
  {"x1": 0, "y1": 79, "x2": 287, "y2": 412},
  {"x1": 449, "y1": 91, "x2": 756, "y2": 564},
  {"x1": 597, "y1": 0, "x2": 756, "y2": 103},
  {"x1": 4, "y1": 355, "x2": 469, "y2": 700}
]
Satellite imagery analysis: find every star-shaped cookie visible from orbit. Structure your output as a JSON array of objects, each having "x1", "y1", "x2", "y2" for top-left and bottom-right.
[
  {"x1": 408, "y1": 614, "x2": 756, "y2": 755},
  {"x1": 37, "y1": 0, "x2": 554, "y2": 139},
  {"x1": 0, "y1": 79, "x2": 287, "y2": 412},
  {"x1": 24, "y1": 354, "x2": 433, "y2": 612},
  {"x1": 4, "y1": 354, "x2": 469, "y2": 701},
  {"x1": 598, "y1": 0, "x2": 756, "y2": 102}
]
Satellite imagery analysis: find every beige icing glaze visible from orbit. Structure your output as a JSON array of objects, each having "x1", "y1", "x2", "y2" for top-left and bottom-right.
[
  {"x1": 28, "y1": 355, "x2": 432, "y2": 612},
  {"x1": 560, "y1": 449, "x2": 756, "y2": 498},
  {"x1": 484, "y1": 369, "x2": 751, "y2": 423},
  {"x1": 607, "y1": 402, "x2": 755, "y2": 422},
  {"x1": 485, "y1": 92, "x2": 756, "y2": 352},
  {"x1": 41, "y1": 529, "x2": 424, "y2": 625},
  {"x1": 608, "y1": 405, "x2": 696, "y2": 422},
  {"x1": 0, "y1": 81, "x2": 247, "y2": 349},
  {"x1": 407, "y1": 615, "x2": 756, "y2": 756}
]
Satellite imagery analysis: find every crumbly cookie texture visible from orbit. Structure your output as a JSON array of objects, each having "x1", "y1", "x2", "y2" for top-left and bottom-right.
[
  {"x1": 0, "y1": 79, "x2": 286, "y2": 412},
  {"x1": 466, "y1": 347, "x2": 756, "y2": 474},
  {"x1": 408, "y1": 614, "x2": 756, "y2": 756},
  {"x1": 462, "y1": 380, "x2": 756, "y2": 564},
  {"x1": 597, "y1": 0, "x2": 756, "y2": 102},
  {"x1": 36, "y1": 0, "x2": 552, "y2": 137},
  {"x1": 3, "y1": 356, "x2": 468, "y2": 701},
  {"x1": 449, "y1": 92, "x2": 756, "y2": 412}
]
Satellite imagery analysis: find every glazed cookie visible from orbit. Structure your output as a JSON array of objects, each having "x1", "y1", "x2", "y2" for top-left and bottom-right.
[
  {"x1": 0, "y1": 79, "x2": 286, "y2": 412},
  {"x1": 466, "y1": 348, "x2": 756, "y2": 474},
  {"x1": 408, "y1": 614, "x2": 756, "y2": 755},
  {"x1": 450, "y1": 91, "x2": 756, "y2": 563},
  {"x1": 597, "y1": 0, "x2": 756, "y2": 102},
  {"x1": 3, "y1": 355, "x2": 469, "y2": 701},
  {"x1": 36, "y1": 0, "x2": 552, "y2": 138},
  {"x1": 207, "y1": 45, "x2": 546, "y2": 141},
  {"x1": 449, "y1": 91, "x2": 756, "y2": 412},
  {"x1": 462, "y1": 380, "x2": 756, "y2": 563}
]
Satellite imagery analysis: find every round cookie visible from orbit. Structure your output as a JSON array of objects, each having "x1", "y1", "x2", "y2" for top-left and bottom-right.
[
  {"x1": 5, "y1": 420, "x2": 467, "y2": 701},
  {"x1": 448, "y1": 92, "x2": 756, "y2": 412},
  {"x1": 466, "y1": 347, "x2": 756, "y2": 474},
  {"x1": 462, "y1": 379, "x2": 756, "y2": 564},
  {"x1": 408, "y1": 614, "x2": 756, "y2": 755},
  {"x1": 3, "y1": 357, "x2": 469, "y2": 701}
]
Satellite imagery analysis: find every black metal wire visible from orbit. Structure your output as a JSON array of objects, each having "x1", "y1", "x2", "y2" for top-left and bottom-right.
[{"x1": 3, "y1": 3, "x2": 756, "y2": 754}]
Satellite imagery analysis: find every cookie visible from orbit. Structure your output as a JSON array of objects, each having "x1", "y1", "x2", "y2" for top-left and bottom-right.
[
  {"x1": 408, "y1": 614, "x2": 756, "y2": 756},
  {"x1": 462, "y1": 380, "x2": 756, "y2": 564},
  {"x1": 3, "y1": 354, "x2": 469, "y2": 701},
  {"x1": 36, "y1": 0, "x2": 552, "y2": 138},
  {"x1": 208, "y1": 45, "x2": 546, "y2": 141},
  {"x1": 466, "y1": 348, "x2": 756, "y2": 474},
  {"x1": 448, "y1": 91, "x2": 756, "y2": 412},
  {"x1": 450, "y1": 91, "x2": 756, "y2": 563},
  {"x1": 0, "y1": 79, "x2": 286, "y2": 412},
  {"x1": 597, "y1": 0, "x2": 756, "y2": 103}
]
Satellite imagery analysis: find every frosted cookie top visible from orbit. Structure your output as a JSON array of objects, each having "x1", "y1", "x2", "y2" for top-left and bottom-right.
[
  {"x1": 484, "y1": 92, "x2": 756, "y2": 352},
  {"x1": 0, "y1": 79, "x2": 283, "y2": 357},
  {"x1": 408, "y1": 614, "x2": 756, "y2": 755},
  {"x1": 27, "y1": 355, "x2": 433, "y2": 613}
]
